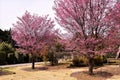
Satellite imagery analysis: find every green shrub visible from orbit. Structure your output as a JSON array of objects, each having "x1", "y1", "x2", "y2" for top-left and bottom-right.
[
  {"x1": 14, "y1": 52, "x2": 30, "y2": 63},
  {"x1": 72, "y1": 56, "x2": 88, "y2": 67},
  {"x1": 0, "y1": 51, "x2": 6, "y2": 65},
  {"x1": 0, "y1": 42, "x2": 43, "y2": 65},
  {"x1": 47, "y1": 51, "x2": 58, "y2": 66},
  {"x1": 0, "y1": 42, "x2": 15, "y2": 65},
  {"x1": 23, "y1": 54, "x2": 30, "y2": 63},
  {"x1": 106, "y1": 52, "x2": 116, "y2": 58},
  {"x1": 7, "y1": 53, "x2": 16, "y2": 64},
  {"x1": 94, "y1": 55, "x2": 107, "y2": 66},
  {"x1": 14, "y1": 52, "x2": 24, "y2": 63},
  {"x1": 94, "y1": 55, "x2": 103, "y2": 66},
  {"x1": 102, "y1": 55, "x2": 107, "y2": 63},
  {"x1": 0, "y1": 42, "x2": 15, "y2": 54},
  {"x1": 71, "y1": 55, "x2": 107, "y2": 67}
]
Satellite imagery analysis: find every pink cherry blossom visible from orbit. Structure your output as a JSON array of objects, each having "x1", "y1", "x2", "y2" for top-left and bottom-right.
[
  {"x1": 11, "y1": 11, "x2": 58, "y2": 69},
  {"x1": 53, "y1": 0, "x2": 119, "y2": 75}
]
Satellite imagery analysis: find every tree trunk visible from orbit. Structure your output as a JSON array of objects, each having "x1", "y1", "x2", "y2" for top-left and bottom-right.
[
  {"x1": 116, "y1": 50, "x2": 120, "y2": 59},
  {"x1": 51, "y1": 57, "x2": 54, "y2": 66},
  {"x1": 50, "y1": 56, "x2": 58, "y2": 66},
  {"x1": 32, "y1": 56, "x2": 35, "y2": 69},
  {"x1": 116, "y1": 47, "x2": 120, "y2": 59},
  {"x1": 88, "y1": 56, "x2": 94, "y2": 75}
]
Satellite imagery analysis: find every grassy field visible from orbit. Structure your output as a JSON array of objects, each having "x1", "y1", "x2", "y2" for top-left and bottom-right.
[{"x1": 0, "y1": 62, "x2": 120, "y2": 80}]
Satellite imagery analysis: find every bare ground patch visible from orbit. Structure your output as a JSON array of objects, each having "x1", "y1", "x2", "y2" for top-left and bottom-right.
[{"x1": 71, "y1": 65, "x2": 120, "y2": 80}]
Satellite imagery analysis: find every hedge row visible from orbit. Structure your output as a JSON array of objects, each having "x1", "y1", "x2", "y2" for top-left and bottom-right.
[
  {"x1": 71, "y1": 55, "x2": 107, "y2": 67},
  {"x1": 0, "y1": 42, "x2": 43, "y2": 65}
]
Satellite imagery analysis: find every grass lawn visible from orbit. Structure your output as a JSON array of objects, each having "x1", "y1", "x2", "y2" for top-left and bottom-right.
[
  {"x1": 0, "y1": 67, "x2": 15, "y2": 76},
  {"x1": 0, "y1": 62, "x2": 120, "y2": 80}
]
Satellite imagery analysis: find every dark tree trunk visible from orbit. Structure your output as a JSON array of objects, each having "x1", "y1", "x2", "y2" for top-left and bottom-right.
[
  {"x1": 51, "y1": 57, "x2": 54, "y2": 66},
  {"x1": 32, "y1": 56, "x2": 35, "y2": 69},
  {"x1": 88, "y1": 57, "x2": 94, "y2": 75},
  {"x1": 50, "y1": 56, "x2": 58, "y2": 66},
  {"x1": 87, "y1": 52, "x2": 95, "y2": 75}
]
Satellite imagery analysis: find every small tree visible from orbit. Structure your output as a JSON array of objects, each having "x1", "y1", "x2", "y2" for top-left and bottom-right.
[
  {"x1": 53, "y1": 0, "x2": 119, "y2": 75},
  {"x1": 47, "y1": 40, "x2": 65, "y2": 66},
  {"x1": 11, "y1": 11, "x2": 57, "y2": 69}
]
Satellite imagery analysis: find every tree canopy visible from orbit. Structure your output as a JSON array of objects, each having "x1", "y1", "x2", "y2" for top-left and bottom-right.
[
  {"x1": 11, "y1": 11, "x2": 58, "y2": 69},
  {"x1": 53, "y1": 0, "x2": 120, "y2": 74}
]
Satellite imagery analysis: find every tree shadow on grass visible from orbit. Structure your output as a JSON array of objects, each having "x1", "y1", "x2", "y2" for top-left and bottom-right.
[
  {"x1": 71, "y1": 71, "x2": 113, "y2": 80},
  {"x1": 0, "y1": 70, "x2": 15, "y2": 76},
  {"x1": 21, "y1": 66, "x2": 48, "y2": 72},
  {"x1": 95, "y1": 71, "x2": 113, "y2": 78},
  {"x1": 21, "y1": 62, "x2": 70, "y2": 71}
]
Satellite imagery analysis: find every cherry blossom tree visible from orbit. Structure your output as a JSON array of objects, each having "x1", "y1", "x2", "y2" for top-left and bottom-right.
[
  {"x1": 106, "y1": 1, "x2": 120, "y2": 59},
  {"x1": 53, "y1": 0, "x2": 118, "y2": 75},
  {"x1": 11, "y1": 11, "x2": 57, "y2": 69}
]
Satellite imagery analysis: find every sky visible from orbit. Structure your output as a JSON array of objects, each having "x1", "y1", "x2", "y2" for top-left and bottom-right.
[{"x1": 0, "y1": 0, "x2": 58, "y2": 30}]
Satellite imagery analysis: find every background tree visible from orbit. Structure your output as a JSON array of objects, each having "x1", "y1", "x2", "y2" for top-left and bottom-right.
[
  {"x1": 0, "y1": 29, "x2": 15, "y2": 46},
  {"x1": 0, "y1": 42, "x2": 15, "y2": 65},
  {"x1": 41, "y1": 37, "x2": 64, "y2": 66},
  {"x1": 47, "y1": 41, "x2": 65, "y2": 66},
  {"x1": 53, "y1": 0, "x2": 118, "y2": 75},
  {"x1": 106, "y1": 1, "x2": 120, "y2": 59},
  {"x1": 11, "y1": 11, "x2": 57, "y2": 69}
]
